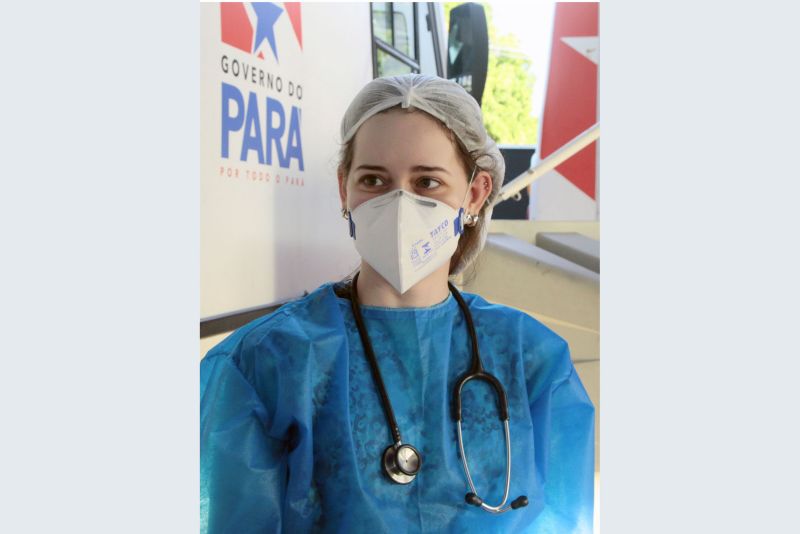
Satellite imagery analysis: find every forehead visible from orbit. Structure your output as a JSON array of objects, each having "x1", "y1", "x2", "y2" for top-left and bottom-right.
[{"x1": 351, "y1": 108, "x2": 461, "y2": 169}]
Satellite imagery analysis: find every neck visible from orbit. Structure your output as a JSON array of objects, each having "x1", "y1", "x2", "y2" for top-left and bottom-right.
[{"x1": 356, "y1": 261, "x2": 451, "y2": 308}]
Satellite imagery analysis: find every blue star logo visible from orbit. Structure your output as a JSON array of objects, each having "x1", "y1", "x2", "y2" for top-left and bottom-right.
[{"x1": 252, "y1": 3, "x2": 283, "y2": 61}]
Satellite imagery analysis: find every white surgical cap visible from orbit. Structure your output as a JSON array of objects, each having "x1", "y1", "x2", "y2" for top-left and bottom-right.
[{"x1": 339, "y1": 74, "x2": 506, "y2": 274}]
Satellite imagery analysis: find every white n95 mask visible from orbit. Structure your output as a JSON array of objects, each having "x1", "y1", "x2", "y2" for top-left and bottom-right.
[{"x1": 347, "y1": 189, "x2": 467, "y2": 294}]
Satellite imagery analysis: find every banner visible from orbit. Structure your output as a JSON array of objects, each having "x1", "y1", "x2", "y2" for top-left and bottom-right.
[
  {"x1": 201, "y1": 3, "x2": 371, "y2": 318},
  {"x1": 532, "y1": 2, "x2": 599, "y2": 220}
]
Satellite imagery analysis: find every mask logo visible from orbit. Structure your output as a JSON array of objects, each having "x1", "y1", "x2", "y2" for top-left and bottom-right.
[
  {"x1": 430, "y1": 219, "x2": 449, "y2": 238},
  {"x1": 410, "y1": 239, "x2": 433, "y2": 270}
]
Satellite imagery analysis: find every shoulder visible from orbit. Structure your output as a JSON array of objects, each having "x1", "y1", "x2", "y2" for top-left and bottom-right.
[
  {"x1": 461, "y1": 291, "x2": 568, "y2": 351},
  {"x1": 202, "y1": 282, "x2": 344, "y2": 375},
  {"x1": 460, "y1": 290, "x2": 573, "y2": 395}
]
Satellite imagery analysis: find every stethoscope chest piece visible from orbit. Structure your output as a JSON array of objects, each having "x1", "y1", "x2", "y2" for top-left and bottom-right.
[{"x1": 382, "y1": 442, "x2": 421, "y2": 484}]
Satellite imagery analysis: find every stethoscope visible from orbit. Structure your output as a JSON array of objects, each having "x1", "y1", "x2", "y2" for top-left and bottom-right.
[{"x1": 347, "y1": 272, "x2": 529, "y2": 514}]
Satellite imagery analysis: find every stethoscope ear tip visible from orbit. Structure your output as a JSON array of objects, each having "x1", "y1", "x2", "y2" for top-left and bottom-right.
[
  {"x1": 511, "y1": 495, "x2": 529, "y2": 509},
  {"x1": 465, "y1": 493, "x2": 483, "y2": 507}
]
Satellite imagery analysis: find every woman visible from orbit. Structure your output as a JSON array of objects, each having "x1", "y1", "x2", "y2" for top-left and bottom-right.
[{"x1": 201, "y1": 74, "x2": 594, "y2": 533}]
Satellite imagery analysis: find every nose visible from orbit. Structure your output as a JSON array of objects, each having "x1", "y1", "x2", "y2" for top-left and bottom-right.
[{"x1": 390, "y1": 189, "x2": 437, "y2": 207}]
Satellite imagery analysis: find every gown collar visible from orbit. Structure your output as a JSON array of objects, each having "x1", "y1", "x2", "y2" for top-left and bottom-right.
[{"x1": 328, "y1": 282, "x2": 457, "y2": 317}]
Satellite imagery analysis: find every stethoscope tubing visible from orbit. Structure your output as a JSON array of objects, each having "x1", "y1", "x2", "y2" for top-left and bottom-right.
[
  {"x1": 348, "y1": 272, "x2": 404, "y2": 446},
  {"x1": 457, "y1": 419, "x2": 514, "y2": 513},
  {"x1": 347, "y1": 271, "x2": 526, "y2": 513}
]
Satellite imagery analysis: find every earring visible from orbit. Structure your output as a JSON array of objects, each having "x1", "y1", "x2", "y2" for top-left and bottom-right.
[
  {"x1": 341, "y1": 207, "x2": 349, "y2": 219},
  {"x1": 464, "y1": 213, "x2": 480, "y2": 227}
]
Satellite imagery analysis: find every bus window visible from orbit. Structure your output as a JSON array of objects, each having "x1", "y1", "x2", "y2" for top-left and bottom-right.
[
  {"x1": 371, "y1": 3, "x2": 421, "y2": 77},
  {"x1": 392, "y1": 3, "x2": 416, "y2": 59}
]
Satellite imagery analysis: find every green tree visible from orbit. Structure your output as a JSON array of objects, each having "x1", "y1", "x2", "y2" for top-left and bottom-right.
[{"x1": 444, "y1": 2, "x2": 538, "y2": 145}]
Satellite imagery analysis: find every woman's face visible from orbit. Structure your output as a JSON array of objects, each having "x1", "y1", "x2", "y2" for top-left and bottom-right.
[{"x1": 339, "y1": 108, "x2": 492, "y2": 213}]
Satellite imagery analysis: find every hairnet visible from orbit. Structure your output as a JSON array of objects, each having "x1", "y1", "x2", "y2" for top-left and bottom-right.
[{"x1": 339, "y1": 74, "x2": 506, "y2": 274}]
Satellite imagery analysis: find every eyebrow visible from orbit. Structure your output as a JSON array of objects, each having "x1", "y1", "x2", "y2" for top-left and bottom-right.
[{"x1": 354, "y1": 164, "x2": 451, "y2": 175}]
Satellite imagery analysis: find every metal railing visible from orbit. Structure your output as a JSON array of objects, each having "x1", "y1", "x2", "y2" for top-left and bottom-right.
[{"x1": 494, "y1": 123, "x2": 599, "y2": 205}]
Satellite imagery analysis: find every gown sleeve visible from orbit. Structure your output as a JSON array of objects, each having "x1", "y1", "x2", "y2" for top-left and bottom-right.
[
  {"x1": 529, "y1": 339, "x2": 595, "y2": 533},
  {"x1": 200, "y1": 350, "x2": 287, "y2": 534}
]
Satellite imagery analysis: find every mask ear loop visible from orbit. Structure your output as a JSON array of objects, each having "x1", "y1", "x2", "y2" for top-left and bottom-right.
[
  {"x1": 343, "y1": 203, "x2": 356, "y2": 239},
  {"x1": 455, "y1": 166, "x2": 479, "y2": 236}
]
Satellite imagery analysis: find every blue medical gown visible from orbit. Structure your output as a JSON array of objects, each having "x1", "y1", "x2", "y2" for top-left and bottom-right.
[{"x1": 201, "y1": 283, "x2": 594, "y2": 533}]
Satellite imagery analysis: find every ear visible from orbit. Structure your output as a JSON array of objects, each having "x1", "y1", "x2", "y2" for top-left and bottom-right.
[
  {"x1": 337, "y1": 168, "x2": 348, "y2": 209},
  {"x1": 465, "y1": 170, "x2": 493, "y2": 214}
]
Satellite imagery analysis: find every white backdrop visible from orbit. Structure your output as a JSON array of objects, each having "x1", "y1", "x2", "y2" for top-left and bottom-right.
[{"x1": 200, "y1": 3, "x2": 370, "y2": 318}]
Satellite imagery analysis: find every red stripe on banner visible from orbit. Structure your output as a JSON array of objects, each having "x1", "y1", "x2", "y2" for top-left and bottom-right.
[{"x1": 540, "y1": 2, "x2": 598, "y2": 200}]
